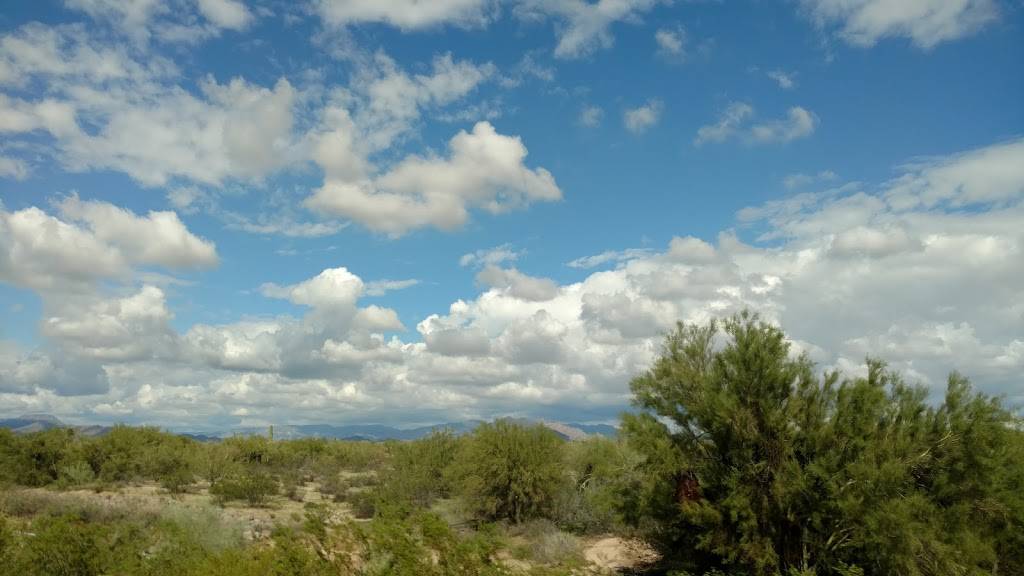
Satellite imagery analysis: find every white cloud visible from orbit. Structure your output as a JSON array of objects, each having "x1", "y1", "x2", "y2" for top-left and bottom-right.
[
  {"x1": 767, "y1": 69, "x2": 796, "y2": 89},
  {"x1": 885, "y1": 138, "x2": 1024, "y2": 209},
  {"x1": 65, "y1": 0, "x2": 252, "y2": 44},
  {"x1": 476, "y1": 266, "x2": 559, "y2": 301},
  {"x1": 0, "y1": 342, "x2": 108, "y2": 395},
  {"x1": 0, "y1": 200, "x2": 216, "y2": 292},
  {"x1": 261, "y1": 267, "x2": 365, "y2": 309},
  {"x1": 64, "y1": 0, "x2": 165, "y2": 44},
  {"x1": 348, "y1": 52, "x2": 495, "y2": 152},
  {"x1": 0, "y1": 155, "x2": 30, "y2": 180},
  {"x1": 516, "y1": 0, "x2": 661, "y2": 59},
  {"x1": 57, "y1": 195, "x2": 218, "y2": 269},
  {"x1": 315, "y1": 0, "x2": 494, "y2": 29},
  {"x1": 62, "y1": 76, "x2": 299, "y2": 187},
  {"x1": 364, "y1": 278, "x2": 420, "y2": 296},
  {"x1": 623, "y1": 99, "x2": 662, "y2": 134},
  {"x1": 655, "y1": 27, "x2": 685, "y2": 58},
  {"x1": 42, "y1": 286, "x2": 178, "y2": 362},
  {"x1": 0, "y1": 21, "x2": 299, "y2": 187},
  {"x1": 1, "y1": 23, "x2": 554, "y2": 240},
  {"x1": 783, "y1": 170, "x2": 838, "y2": 189},
  {"x1": 578, "y1": 104, "x2": 604, "y2": 128},
  {"x1": 799, "y1": 0, "x2": 999, "y2": 49},
  {"x1": 694, "y1": 102, "x2": 754, "y2": 146},
  {"x1": 695, "y1": 103, "x2": 817, "y2": 146},
  {"x1": 306, "y1": 121, "x2": 561, "y2": 235},
  {"x1": 567, "y1": 248, "x2": 652, "y2": 269},
  {"x1": 460, "y1": 244, "x2": 522, "y2": 267},
  {"x1": 7, "y1": 134, "x2": 1023, "y2": 420},
  {"x1": 750, "y1": 106, "x2": 818, "y2": 143},
  {"x1": 195, "y1": 0, "x2": 254, "y2": 30}
]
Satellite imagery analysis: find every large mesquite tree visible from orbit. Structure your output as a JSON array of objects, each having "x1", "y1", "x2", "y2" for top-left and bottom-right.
[{"x1": 621, "y1": 311, "x2": 1024, "y2": 576}]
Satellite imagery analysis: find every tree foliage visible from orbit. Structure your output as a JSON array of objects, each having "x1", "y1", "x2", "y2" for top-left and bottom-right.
[
  {"x1": 622, "y1": 311, "x2": 1024, "y2": 576},
  {"x1": 452, "y1": 420, "x2": 567, "y2": 524}
]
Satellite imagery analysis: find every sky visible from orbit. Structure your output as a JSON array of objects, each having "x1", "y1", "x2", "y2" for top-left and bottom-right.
[{"x1": 0, "y1": 0, "x2": 1022, "y2": 431}]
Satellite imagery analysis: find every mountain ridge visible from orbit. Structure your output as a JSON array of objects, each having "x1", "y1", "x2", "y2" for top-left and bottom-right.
[{"x1": 0, "y1": 414, "x2": 617, "y2": 441}]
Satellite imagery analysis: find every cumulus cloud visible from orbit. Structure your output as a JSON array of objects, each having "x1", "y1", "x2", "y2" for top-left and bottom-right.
[
  {"x1": 1, "y1": 21, "x2": 558, "y2": 239},
  {"x1": 623, "y1": 100, "x2": 662, "y2": 134},
  {"x1": 783, "y1": 170, "x2": 838, "y2": 189},
  {"x1": 64, "y1": 0, "x2": 165, "y2": 44},
  {"x1": 476, "y1": 266, "x2": 560, "y2": 301},
  {"x1": 306, "y1": 121, "x2": 561, "y2": 235},
  {"x1": 0, "y1": 155, "x2": 30, "y2": 180},
  {"x1": 578, "y1": 104, "x2": 603, "y2": 128},
  {"x1": 767, "y1": 69, "x2": 796, "y2": 89},
  {"x1": 695, "y1": 102, "x2": 817, "y2": 146},
  {"x1": 694, "y1": 102, "x2": 754, "y2": 145},
  {"x1": 799, "y1": 0, "x2": 999, "y2": 49},
  {"x1": 42, "y1": 285, "x2": 179, "y2": 362},
  {"x1": 567, "y1": 248, "x2": 652, "y2": 269},
  {"x1": 346, "y1": 52, "x2": 496, "y2": 153},
  {"x1": 315, "y1": 0, "x2": 495, "y2": 30},
  {"x1": 195, "y1": 0, "x2": 254, "y2": 30},
  {"x1": 0, "y1": 22, "x2": 298, "y2": 187},
  {"x1": 261, "y1": 267, "x2": 365, "y2": 309},
  {"x1": 460, "y1": 244, "x2": 522, "y2": 268},
  {"x1": 0, "y1": 200, "x2": 216, "y2": 292},
  {"x1": 365, "y1": 279, "x2": 421, "y2": 296},
  {"x1": 57, "y1": 195, "x2": 218, "y2": 269},
  {"x1": 655, "y1": 27, "x2": 685, "y2": 58},
  {"x1": 66, "y1": 0, "x2": 254, "y2": 44},
  {"x1": 0, "y1": 342, "x2": 109, "y2": 395},
  {"x1": 516, "y1": 0, "x2": 661, "y2": 59}
]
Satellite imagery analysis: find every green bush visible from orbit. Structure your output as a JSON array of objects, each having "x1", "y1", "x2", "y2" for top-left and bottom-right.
[
  {"x1": 450, "y1": 420, "x2": 566, "y2": 524},
  {"x1": 622, "y1": 311, "x2": 1024, "y2": 576},
  {"x1": 210, "y1": 469, "x2": 278, "y2": 506},
  {"x1": 21, "y1": 514, "x2": 102, "y2": 576},
  {"x1": 319, "y1": 472, "x2": 349, "y2": 502},
  {"x1": 372, "y1": 430, "x2": 458, "y2": 511},
  {"x1": 57, "y1": 460, "x2": 96, "y2": 488}
]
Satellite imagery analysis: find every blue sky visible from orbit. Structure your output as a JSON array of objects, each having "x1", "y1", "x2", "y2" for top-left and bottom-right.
[{"x1": 1, "y1": 0, "x2": 1022, "y2": 430}]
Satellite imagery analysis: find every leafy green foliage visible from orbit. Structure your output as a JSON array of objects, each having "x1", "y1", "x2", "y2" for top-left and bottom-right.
[
  {"x1": 622, "y1": 311, "x2": 1024, "y2": 576},
  {"x1": 210, "y1": 468, "x2": 279, "y2": 506},
  {"x1": 451, "y1": 420, "x2": 567, "y2": 524}
]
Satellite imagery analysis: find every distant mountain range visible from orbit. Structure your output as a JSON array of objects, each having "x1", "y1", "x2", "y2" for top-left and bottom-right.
[{"x1": 0, "y1": 414, "x2": 617, "y2": 441}]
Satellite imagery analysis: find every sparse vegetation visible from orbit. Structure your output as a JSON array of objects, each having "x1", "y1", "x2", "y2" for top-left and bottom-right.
[{"x1": 0, "y1": 312, "x2": 1021, "y2": 575}]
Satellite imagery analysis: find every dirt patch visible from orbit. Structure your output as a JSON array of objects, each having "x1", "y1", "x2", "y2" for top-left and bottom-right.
[
  {"x1": 583, "y1": 536, "x2": 659, "y2": 572},
  {"x1": 2, "y1": 481, "x2": 352, "y2": 542}
]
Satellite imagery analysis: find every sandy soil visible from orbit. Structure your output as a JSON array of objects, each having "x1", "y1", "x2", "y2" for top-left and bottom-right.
[{"x1": 582, "y1": 536, "x2": 660, "y2": 572}]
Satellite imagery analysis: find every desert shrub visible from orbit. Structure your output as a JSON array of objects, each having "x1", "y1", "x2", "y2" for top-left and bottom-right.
[
  {"x1": 622, "y1": 311, "x2": 1024, "y2": 576},
  {"x1": 326, "y1": 440, "x2": 389, "y2": 472},
  {"x1": 21, "y1": 514, "x2": 102, "y2": 576},
  {"x1": 0, "y1": 515, "x2": 13, "y2": 565},
  {"x1": 360, "y1": 511, "x2": 507, "y2": 576},
  {"x1": 160, "y1": 503, "x2": 245, "y2": 552},
  {"x1": 197, "y1": 442, "x2": 235, "y2": 484},
  {"x1": 210, "y1": 468, "x2": 278, "y2": 506},
  {"x1": 375, "y1": 430, "x2": 459, "y2": 510},
  {"x1": 57, "y1": 460, "x2": 96, "y2": 488},
  {"x1": 349, "y1": 490, "x2": 376, "y2": 519},
  {"x1": 513, "y1": 519, "x2": 581, "y2": 565},
  {"x1": 151, "y1": 445, "x2": 195, "y2": 494},
  {"x1": 264, "y1": 527, "x2": 333, "y2": 576},
  {"x1": 283, "y1": 479, "x2": 305, "y2": 502},
  {"x1": 450, "y1": 420, "x2": 566, "y2": 524},
  {"x1": 320, "y1": 473, "x2": 349, "y2": 502},
  {"x1": 552, "y1": 437, "x2": 638, "y2": 534},
  {"x1": 0, "y1": 428, "x2": 75, "y2": 486}
]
